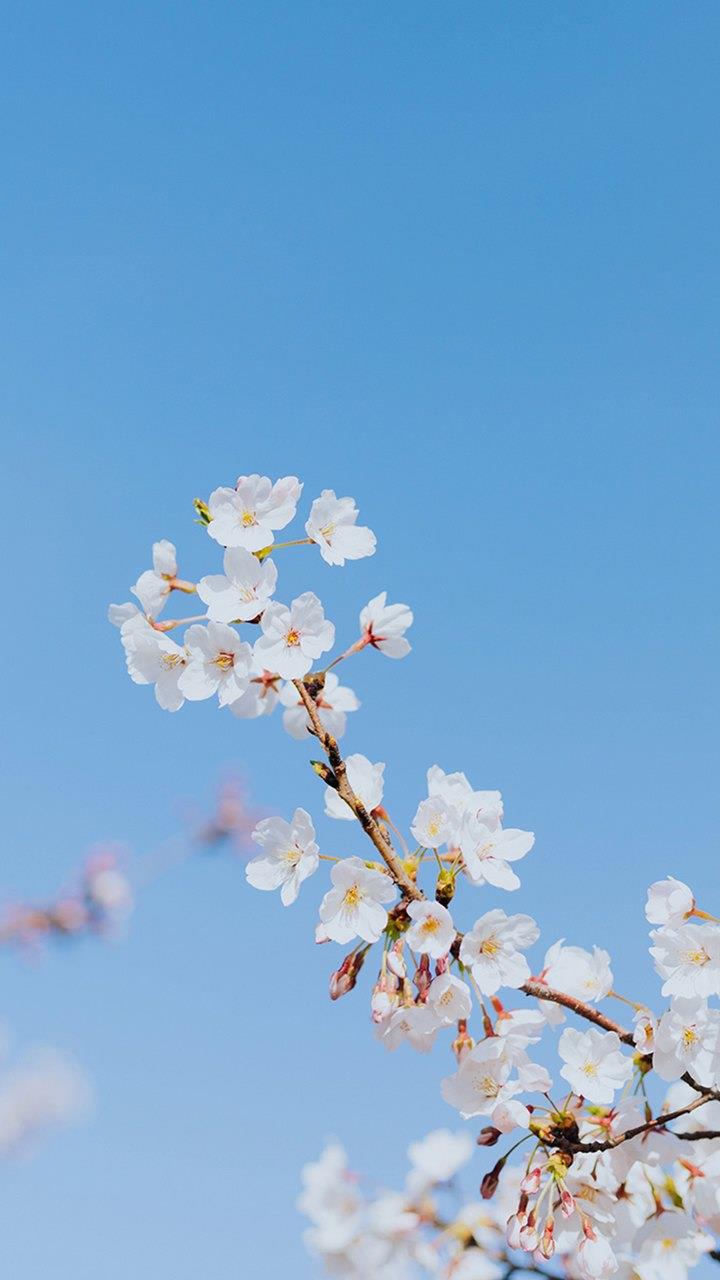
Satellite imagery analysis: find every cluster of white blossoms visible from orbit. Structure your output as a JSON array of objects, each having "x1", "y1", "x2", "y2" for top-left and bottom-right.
[
  {"x1": 109, "y1": 476, "x2": 400, "y2": 724},
  {"x1": 112, "y1": 475, "x2": 720, "y2": 1280}
]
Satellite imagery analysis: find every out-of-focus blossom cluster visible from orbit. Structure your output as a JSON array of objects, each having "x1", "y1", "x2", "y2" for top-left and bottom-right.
[
  {"x1": 0, "y1": 850, "x2": 134, "y2": 950},
  {"x1": 112, "y1": 475, "x2": 720, "y2": 1278},
  {"x1": 0, "y1": 1037, "x2": 92, "y2": 1157},
  {"x1": 300, "y1": 1119, "x2": 719, "y2": 1280},
  {"x1": 0, "y1": 780, "x2": 258, "y2": 953}
]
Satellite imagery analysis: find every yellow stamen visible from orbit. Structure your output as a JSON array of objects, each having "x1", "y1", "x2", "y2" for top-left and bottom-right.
[{"x1": 213, "y1": 651, "x2": 235, "y2": 670}]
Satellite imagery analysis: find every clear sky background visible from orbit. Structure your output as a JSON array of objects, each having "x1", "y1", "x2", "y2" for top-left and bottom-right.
[{"x1": 1, "y1": 3, "x2": 719, "y2": 1277}]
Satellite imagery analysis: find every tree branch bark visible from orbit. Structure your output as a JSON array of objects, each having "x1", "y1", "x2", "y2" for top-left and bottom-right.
[{"x1": 293, "y1": 678, "x2": 424, "y2": 902}]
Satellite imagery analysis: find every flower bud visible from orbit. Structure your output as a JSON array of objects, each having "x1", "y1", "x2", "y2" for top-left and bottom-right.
[
  {"x1": 311, "y1": 761, "x2": 339, "y2": 789},
  {"x1": 540, "y1": 1216, "x2": 555, "y2": 1258},
  {"x1": 519, "y1": 1215, "x2": 538, "y2": 1251},
  {"x1": 370, "y1": 983, "x2": 396, "y2": 1024},
  {"x1": 506, "y1": 1214, "x2": 524, "y2": 1249},
  {"x1": 560, "y1": 1188, "x2": 575, "y2": 1218},
  {"x1": 435, "y1": 868, "x2": 455, "y2": 906},
  {"x1": 329, "y1": 946, "x2": 368, "y2": 1000},
  {"x1": 476, "y1": 1126, "x2": 501, "y2": 1147},
  {"x1": 480, "y1": 1156, "x2": 506, "y2": 1200},
  {"x1": 386, "y1": 941, "x2": 406, "y2": 980},
  {"x1": 413, "y1": 953, "x2": 432, "y2": 999},
  {"x1": 521, "y1": 1166, "x2": 542, "y2": 1194}
]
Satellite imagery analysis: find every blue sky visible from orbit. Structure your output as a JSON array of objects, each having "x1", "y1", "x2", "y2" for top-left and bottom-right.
[{"x1": 1, "y1": 3, "x2": 719, "y2": 1276}]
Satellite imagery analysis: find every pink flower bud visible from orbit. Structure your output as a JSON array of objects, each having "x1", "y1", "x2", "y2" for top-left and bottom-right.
[
  {"x1": 519, "y1": 1218, "x2": 538, "y2": 1252},
  {"x1": 476, "y1": 1126, "x2": 501, "y2": 1147},
  {"x1": 413, "y1": 953, "x2": 432, "y2": 999},
  {"x1": 540, "y1": 1216, "x2": 555, "y2": 1259},
  {"x1": 370, "y1": 984, "x2": 395, "y2": 1024},
  {"x1": 329, "y1": 947, "x2": 368, "y2": 1000},
  {"x1": 386, "y1": 942, "x2": 406, "y2": 980},
  {"x1": 521, "y1": 1166, "x2": 542, "y2": 1194},
  {"x1": 506, "y1": 1214, "x2": 524, "y2": 1249},
  {"x1": 560, "y1": 1188, "x2": 575, "y2": 1218},
  {"x1": 480, "y1": 1156, "x2": 506, "y2": 1200}
]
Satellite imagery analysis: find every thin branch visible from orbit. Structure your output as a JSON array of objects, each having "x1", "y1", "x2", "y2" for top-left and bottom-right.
[
  {"x1": 520, "y1": 979, "x2": 720, "y2": 1150},
  {"x1": 520, "y1": 980, "x2": 635, "y2": 1044},
  {"x1": 554, "y1": 1092, "x2": 715, "y2": 1154},
  {"x1": 673, "y1": 1130, "x2": 720, "y2": 1141},
  {"x1": 293, "y1": 679, "x2": 423, "y2": 902}
]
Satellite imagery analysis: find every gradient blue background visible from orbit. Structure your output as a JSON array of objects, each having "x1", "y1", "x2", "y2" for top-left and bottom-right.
[{"x1": 2, "y1": 3, "x2": 719, "y2": 1276}]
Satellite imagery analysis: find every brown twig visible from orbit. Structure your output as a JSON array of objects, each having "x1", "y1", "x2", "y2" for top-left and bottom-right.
[
  {"x1": 520, "y1": 980, "x2": 635, "y2": 1044},
  {"x1": 293, "y1": 678, "x2": 423, "y2": 902},
  {"x1": 553, "y1": 1092, "x2": 716, "y2": 1154}
]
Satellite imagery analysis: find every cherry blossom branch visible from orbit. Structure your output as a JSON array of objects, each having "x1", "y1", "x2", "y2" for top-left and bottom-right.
[
  {"x1": 519, "y1": 980, "x2": 635, "y2": 1044},
  {"x1": 292, "y1": 678, "x2": 423, "y2": 902},
  {"x1": 520, "y1": 980, "x2": 720, "y2": 1147},
  {"x1": 673, "y1": 1130, "x2": 720, "y2": 1141},
  {"x1": 551, "y1": 1092, "x2": 714, "y2": 1154}
]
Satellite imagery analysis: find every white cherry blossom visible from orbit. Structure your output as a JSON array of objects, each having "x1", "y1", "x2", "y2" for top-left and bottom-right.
[
  {"x1": 426, "y1": 766, "x2": 503, "y2": 842},
  {"x1": 634, "y1": 1211, "x2": 714, "y2": 1280},
  {"x1": 426, "y1": 972, "x2": 472, "y2": 1025},
  {"x1": 178, "y1": 622, "x2": 252, "y2": 707},
  {"x1": 108, "y1": 601, "x2": 147, "y2": 630},
  {"x1": 407, "y1": 1129, "x2": 473, "y2": 1186},
  {"x1": 410, "y1": 796, "x2": 455, "y2": 848},
  {"x1": 121, "y1": 626, "x2": 187, "y2": 712},
  {"x1": 279, "y1": 672, "x2": 359, "y2": 740},
  {"x1": 558, "y1": 1027, "x2": 633, "y2": 1104},
  {"x1": 652, "y1": 997, "x2": 720, "y2": 1084},
  {"x1": 197, "y1": 547, "x2": 277, "y2": 622},
  {"x1": 404, "y1": 901, "x2": 455, "y2": 960},
  {"x1": 206, "y1": 474, "x2": 302, "y2": 550},
  {"x1": 460, "y1": 817, "x2": 534, "y2": 890},
  {"x1": 645, "y1": 876, "x2": 695, "y2": 928},
  {"x1": 319, "y1": 857, "x2": 395, "y2": 944},
  {"x1": 459, "y1": 909, "x2": 540, "y2": 995},
  {"x1": 324, "y1": 754, "x2": 385, "y2": 821},
  {"x1": 378, "y1": 1004, "x2": 437, "y2": 1053},
  {"x1": 650, "y1": 923, "x2": 720, "y2": 998},
  {"x1": 246, "y1": 808, "x2": 319, "y2": 906},
  {"x1": 359, "y1": 592, "x2": 413, "y2": 658},
  {"x1": 492, "y1": 1099, "x2": 532, "y2": 1135},
  {"x1": 131, "y1": 539, "x2": 178, "y2": 617},
  {"x1": 228, "y1": 662, "x2": 280, "y2": 718},
  {"x1": 541, "y1": 940, "x2": 613, "y2": 1004},
  {"x1": 441, "y1": 1038, "x2": 519, "y2": 1118},
  {"x1": 575, "y1": 1229, "x2": 617, "y2": 1280},
  {"x1": 253, "y1": 592, "x2": 335, "y2": 680},
  {"x1": 305, "y1": 490, "x2": 376, "y2": 566},
  {"x1": 298, "y1": 1142, "x2": 360, "y2": 1223}
]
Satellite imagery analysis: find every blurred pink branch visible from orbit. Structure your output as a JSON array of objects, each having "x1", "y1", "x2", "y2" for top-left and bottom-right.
[{"x1": 0, "y1": 776, "x2": 261, "y2": 954}]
